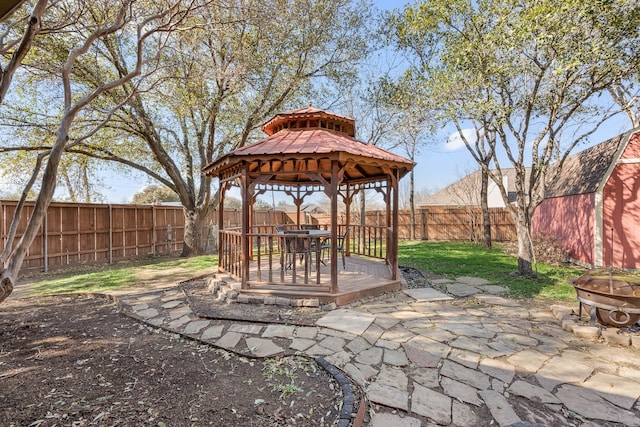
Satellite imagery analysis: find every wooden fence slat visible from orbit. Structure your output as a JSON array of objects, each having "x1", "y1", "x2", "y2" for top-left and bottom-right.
[{"x1": 1, "y1": 200, "x2": 516, "y2": 273}]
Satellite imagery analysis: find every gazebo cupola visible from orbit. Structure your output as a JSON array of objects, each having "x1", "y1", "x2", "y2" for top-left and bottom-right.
[
  {"x1": 203, "y1": 106, "x2": 414, "y2": 305},
  {"x1": 261, "y1": 106, "x2": 356, "y2": 137}
]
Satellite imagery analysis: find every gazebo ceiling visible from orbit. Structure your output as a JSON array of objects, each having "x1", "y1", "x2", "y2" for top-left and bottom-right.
[{"x1": 204, "y1": 106, "x2": 415, "y2": 186}]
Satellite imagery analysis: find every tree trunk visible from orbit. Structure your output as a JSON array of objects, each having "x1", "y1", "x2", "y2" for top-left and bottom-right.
[
  {"x1": 480, "y1": 168, "x2": 492, "y2": 249},
  {"x1": 514, "y1": 207, "x2": 534, "y2": 277},
  {"x1": 181, "y1": 208, "x2": 206, "y2": 257},
  {"x1": 0, "y1": 115, "x2": 69, "y2": 304}
]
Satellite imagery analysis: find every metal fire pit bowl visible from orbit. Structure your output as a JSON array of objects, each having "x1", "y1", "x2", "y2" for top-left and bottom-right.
[{"x1": 569, "y1": 268, "x2": 640, "y2": 327}]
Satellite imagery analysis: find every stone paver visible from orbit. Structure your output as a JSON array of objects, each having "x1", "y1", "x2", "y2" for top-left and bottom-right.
[
  {"x1": 136, "y1": 308, "x2": 159, "y2": 319},
  {"x1": 369, "y1": 412, "x2": 421, "y2": 427},
  {"x1": 479, "y1": 390, "x2": 521, "y2": 426},
  {"x1": 215, "y1": 332, "x2": 242, "y2": 350},
  {"x1": 535, "y1": 354, "x2": 594, "y2": 391},
  {"x1": 441, "y1": 376, "x2": 483, "y2": 406},
  {"x1": 183, "y1": 320, "x2": 210, "y2": 335},
  {"x1": 583, "y1": 372, "x2": 640, "y2": 410},
  {"x1": 246, "y1": 337, "x2": 284, "y2": 357},
  {"x1": 367, "y1": 382, "x2": 409, "y2": 411},
  {"x1": 201, "y1": 325, "x2": 224, "y2": 340},
  {"x1": 478, "y1": 358, "x2": 515, "y2": 384},
  {"x1": 457, "y1": 276, "x2": 491, "y2": 286},
  {"x1": 262, "y1": 324, "x2": 294, "y2": 338},
  {"x1": 229, "y1": 323, "x2": 263, "y2": 334},
  {"x1": 507, "y1": 380, "x2": 560, "y2": 404},
  {"x1": 289, "y1": 338, "x2": 315, "y2": 351},
  {"x1": 112, "y1": 274, "x2": 640, "y2": 427},
  {"x1": 440, "y1": 360, "x2": 490, "y2": 390},
  {"x1": 446, "y1": 283, "x2": 481, "y2": 297},
  {"x1": 403, "y1": 287, "x2": 453, "y2": 301},
  {"x1": 556, "y1": 384, "x2": 640, "y2": 426},
  {"x1": 411, "y1": 383, "x2": 452, "y2": 424},
  {"x1": 315, "y1": 309, "x2": 374, "y2": 335}
]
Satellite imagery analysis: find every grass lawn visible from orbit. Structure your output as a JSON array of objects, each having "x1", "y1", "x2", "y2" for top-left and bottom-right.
[
  {"x1": 398, "y1": 240, "x2": 584, "y2": 302},
  {"x1": 21, "y1": 242, "x2": 587, "y2": 303},
  {"x1": 22, "y1": 255, "x2": 218, "y2": 297}
]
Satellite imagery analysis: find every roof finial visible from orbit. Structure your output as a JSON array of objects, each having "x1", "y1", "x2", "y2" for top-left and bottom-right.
[{"x1": 308, "y1": 101, "x2": 312, "y2": 107}]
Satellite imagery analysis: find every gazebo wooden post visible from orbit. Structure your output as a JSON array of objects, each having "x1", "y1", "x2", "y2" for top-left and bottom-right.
[
  {"x1": 217, "y1": 182, "x2": 226, "y2": 273},
  {"x1": 240, "y1": 163, "x2": 250, "y2": 290},
  {"x1": 248, "y1": 191, "x2": 258, "y2": 261},
  {"x1": 384, "y1": 178, "x2": 391, "y2": 259},
  {"x1": 390, "y1": 170, "x2": 399, "y2": 280},
  {"x1": 330, "y1": 160, "x2": 339, "y2": 294},
  {"x1": 296, "y1": 188, "x2": 302, "y2": 226},
  {"x1": 344, "y1": 185, "x2": 352, "y2": 257}
]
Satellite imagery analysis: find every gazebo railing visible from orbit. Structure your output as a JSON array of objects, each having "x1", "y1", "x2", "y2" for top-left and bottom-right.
[
  {"x1": 218, "y1": 227, "x2": 330, "y2": 289},
  {"x1": 218, "y1": 224, "x2": 389, "y2": 289},
  {"x1": 349, "y1": 225, "x2": 387, "y2": 260},
  {"x1": 219, "y1": 228, "x2": 242, "y2": 278}
]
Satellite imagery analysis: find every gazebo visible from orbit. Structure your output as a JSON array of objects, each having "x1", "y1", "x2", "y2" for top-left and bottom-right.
[{"x1": 203, "y1": 106, "x2": 414, "y2": 305}]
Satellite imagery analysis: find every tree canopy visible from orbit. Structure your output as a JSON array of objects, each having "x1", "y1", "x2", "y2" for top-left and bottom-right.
[
  {"x1": 1, "y1": 0, "x2": 376, "y2": 256},
  {"x1": 388, "y1": 0, "x2": 640, "y2": 275}
]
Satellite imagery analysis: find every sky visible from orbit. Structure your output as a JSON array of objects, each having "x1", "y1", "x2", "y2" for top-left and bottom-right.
[{"x1": 85, "y1": 0, "x2": 636, "y2": 204}]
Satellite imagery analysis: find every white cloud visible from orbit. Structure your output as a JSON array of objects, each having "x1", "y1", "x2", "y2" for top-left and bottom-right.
[{"x1": 445, "y1": 128, "x2": 476, "y2": 152}]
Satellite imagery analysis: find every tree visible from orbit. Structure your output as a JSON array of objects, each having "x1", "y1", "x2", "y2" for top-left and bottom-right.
[
  {"x1": 0, "y1": 0, "x2": 48, "y2": 104},
  {"x1": 132, "y1": 185, "x2": 180, "y2": 204},
  {"x1": 609, "y1": 78, "x2": 640, "y2": 127},
  {"x1": 0, "y1": 0, "x2": 198, "y2": 304},
  {"x1": 59, "y1": 0, "x2": 374, "y2": 257},
  {"x1": 389, "y1": 0, "x2": 640, "y2": 276},
  {"x1": 391, "y1": 111, "x2": 432, "y2": 240}
]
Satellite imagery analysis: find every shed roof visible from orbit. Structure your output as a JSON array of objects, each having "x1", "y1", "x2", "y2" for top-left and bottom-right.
[{"x1": 544, "y1": 133, "x2": 626, "y2": 198}]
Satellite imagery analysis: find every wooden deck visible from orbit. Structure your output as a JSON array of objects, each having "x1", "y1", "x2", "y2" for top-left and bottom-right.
[{"x1": 228, "y1": 256, "x2": 404, "y2": 306}]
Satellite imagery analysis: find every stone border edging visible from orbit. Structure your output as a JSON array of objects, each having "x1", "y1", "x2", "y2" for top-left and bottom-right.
[
  {"x1": 316, "y1": 357, "x2": 364, "y2": 427},
  {"x1": 550, "y1": 304, "x2": 640, "y2": 347}
]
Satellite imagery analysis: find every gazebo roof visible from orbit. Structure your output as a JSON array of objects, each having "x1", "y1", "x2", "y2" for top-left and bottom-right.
[{"x1": 203, "y1": 107, "x2": 415, "y2": 184}]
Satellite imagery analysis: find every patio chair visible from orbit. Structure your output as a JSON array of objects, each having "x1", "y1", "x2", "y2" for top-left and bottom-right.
[
  {"x1": 300, "y1": 224, "x2": 319, "y2": 230},
  {"x1": 282, "y1": 229, "x2": 309, "y2": 270},
  {"x1": 321, "y1": 226, "x2": 351, "y2": 269}
]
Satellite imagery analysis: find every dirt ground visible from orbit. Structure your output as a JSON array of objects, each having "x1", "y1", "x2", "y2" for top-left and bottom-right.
[{"x1": 0, "y1": 295, "x2": 346, "y2": 426}]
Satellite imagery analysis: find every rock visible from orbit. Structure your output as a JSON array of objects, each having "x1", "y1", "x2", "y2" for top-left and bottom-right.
[{"x1": 411, "y1": 383, "x2": 452, "y2": 425}]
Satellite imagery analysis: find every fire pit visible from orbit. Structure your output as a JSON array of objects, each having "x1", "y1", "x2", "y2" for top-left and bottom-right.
[{"x1": 570, "y1": 268, "x2": 640, "y2": 327}]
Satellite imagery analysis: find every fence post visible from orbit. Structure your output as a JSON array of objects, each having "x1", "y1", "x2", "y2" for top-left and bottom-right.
[
  {"x1": 152, "y1": 204, "x2": 156, "y2": 255},
  {"x1": 108, "y1": 204, "x2": 113, "y2": 264},
  {"x1": 43, "y1": 207, "x2": 48, "y2": 272}
]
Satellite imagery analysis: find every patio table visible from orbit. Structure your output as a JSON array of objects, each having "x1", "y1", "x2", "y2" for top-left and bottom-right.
[{"x1": 283, "y1": 229, "x2": 331, "y2": 271}]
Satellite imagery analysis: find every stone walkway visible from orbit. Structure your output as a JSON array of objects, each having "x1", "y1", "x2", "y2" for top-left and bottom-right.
[{"x1": 116, "y1": 276, "x2": 640, "y2": 426}]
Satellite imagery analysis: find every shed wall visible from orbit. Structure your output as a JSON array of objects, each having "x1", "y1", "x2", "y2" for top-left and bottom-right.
[
  {"x1": 532, "y1": 193, "x2": 595, "y2": 265},
  {"x1": 603, "y1": 155, "x2": 640, "y2": 269}
]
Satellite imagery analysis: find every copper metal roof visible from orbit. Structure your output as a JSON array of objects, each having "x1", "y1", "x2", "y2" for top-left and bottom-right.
[
  {"x1": 261, "y1": 106, "x2": 356, "y2": 136},
  {"x1": 204, "y1": 107, "x2": 414, "y2": 184}
]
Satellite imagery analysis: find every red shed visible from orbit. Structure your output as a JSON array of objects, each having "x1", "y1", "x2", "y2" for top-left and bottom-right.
[{"x1": 532, "y1": 128, "x2": 640, "y2": 269}]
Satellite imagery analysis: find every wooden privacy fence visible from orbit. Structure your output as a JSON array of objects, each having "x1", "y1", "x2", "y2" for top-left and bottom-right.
[
  {"x1": 312, "y1": 206, "x2": 516, "y2": 242},
  {"x1": 418, "y1": 206, "x2": 516, "y2": 242},
  {"x1": 0, "y1": 201, "x2": 290, "y2": 273},
  {"x1": 1, "y1": 199, "x2": 515, "y2": 273}
]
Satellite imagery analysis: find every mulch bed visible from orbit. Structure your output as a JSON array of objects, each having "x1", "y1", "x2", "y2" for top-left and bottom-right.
[{"x1": 0, "y1": 295, "x2": 345, "y2": 426}]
